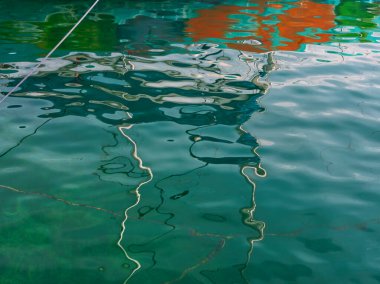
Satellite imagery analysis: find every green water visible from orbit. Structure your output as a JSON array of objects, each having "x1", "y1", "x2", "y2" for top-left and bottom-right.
[{"x1": 1, "y1": 0, "x2": 380, "y2": 283}]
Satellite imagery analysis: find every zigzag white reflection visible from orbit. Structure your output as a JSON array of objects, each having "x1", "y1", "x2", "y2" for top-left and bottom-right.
[
  {"x1": 239, "y1": 124, "x2": 266, "y2": 278},
  {"x1": 241, "y1": 164, "x2": 266, "y2": 278},
  {"x1": 117, "y1": 118, "x2": 153, "y2": 284}
]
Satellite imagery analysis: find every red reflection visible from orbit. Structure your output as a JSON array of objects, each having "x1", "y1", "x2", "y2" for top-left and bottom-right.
[
  {"x1": 186, "y1": 0, "x2": 335, "y2": 52},
  {"x1": 187, "y1": 5, "x2": 242, "y2": 41}
]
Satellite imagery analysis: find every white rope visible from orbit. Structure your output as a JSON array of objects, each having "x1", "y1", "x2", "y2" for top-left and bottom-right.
[{"x1": 0, "y1": 0, "x2": 100, "y2": 106}]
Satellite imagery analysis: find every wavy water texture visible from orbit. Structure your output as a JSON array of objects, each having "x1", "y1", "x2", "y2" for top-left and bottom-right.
[
  {"x1": 0, "y1": 44, "x2": 270, "y2": 283},
  {"x1": 1, "y1": 0, "x2": 380, "y2": 283}
]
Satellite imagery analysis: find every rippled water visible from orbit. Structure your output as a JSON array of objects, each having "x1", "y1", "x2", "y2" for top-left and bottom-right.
[{"x1": 1, "y1": 0, "x2": 380, "y2": 283}]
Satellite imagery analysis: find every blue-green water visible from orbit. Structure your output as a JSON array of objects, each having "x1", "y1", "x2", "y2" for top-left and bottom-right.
[{"x1": 1, "y1": 0, "x2": 380, "y2": 283}]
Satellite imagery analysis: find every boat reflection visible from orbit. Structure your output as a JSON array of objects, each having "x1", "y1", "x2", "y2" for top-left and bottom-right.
[
  {"x1": 186, "y1": 0, "x2": 380, "y2": 52},
  {"x1": 1, "y1": 0, "x2": 379, "y2": 282},
  {"x1": 0, "y1": 0, "x2": 379, "y2": 55},
  {"x1": 1, "y1": 44, "x2": 272, "y2": 282}
]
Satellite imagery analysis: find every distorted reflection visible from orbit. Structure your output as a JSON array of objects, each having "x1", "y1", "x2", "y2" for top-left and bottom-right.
[
  {"x1": 1, "y1": 44, "x2": 272, "y2": 282},
  {"x1": 186, "y1": 0, "x2": 334, "y2": 52},
  {"x1": 186, "y1": 0, "x2": 380, "y2": 52},
  {"x1": 1, "y1": 0, "x2": 380, "y2": 283},
  {"x1": 0, "y1": 0, "x2": 379, "y2": 55},
  {"x1": 0, "y1": 7, "x2": 117, "y2": 51}
]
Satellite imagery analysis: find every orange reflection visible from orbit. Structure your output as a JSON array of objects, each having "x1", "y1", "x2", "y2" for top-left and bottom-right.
[
  {"x1": 186, "y1": 0, "x2": 335, "y2": 52},
  {"x1": 186, "y1": 5, "x2": 242, "y2": 42},
  {"x1": 276, "y1": 0, "x2": 335, "y2": 51}
]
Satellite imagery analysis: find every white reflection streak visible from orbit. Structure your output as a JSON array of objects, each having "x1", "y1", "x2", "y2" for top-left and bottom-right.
[
  {"x1": 117, "y1": 119, "x2": 153, "y2": 283},
  {"x1": 241, "y1": 165, "x2": 265, "y2": 273},
  {"x1": 239, "y1": 123, "x2": 266, "y2": 275}
]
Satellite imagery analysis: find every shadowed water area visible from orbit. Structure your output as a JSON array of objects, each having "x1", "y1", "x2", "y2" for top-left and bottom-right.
[{"x1": 0, "y1": 0, "x2": 379, "y2": 283}]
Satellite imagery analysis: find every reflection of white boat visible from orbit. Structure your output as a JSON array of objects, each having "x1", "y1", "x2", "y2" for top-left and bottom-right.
[{"x1": 0, "y1": 45, "x2": 274, "y2": 105}]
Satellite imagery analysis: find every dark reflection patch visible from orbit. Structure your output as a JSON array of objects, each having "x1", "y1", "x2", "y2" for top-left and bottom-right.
[
  {"x1": 202, "y1": 213, "x2": 226, "y2": 223},
  {"x1": 170, "y1": 190, "x2": 189, "y2": 200}
]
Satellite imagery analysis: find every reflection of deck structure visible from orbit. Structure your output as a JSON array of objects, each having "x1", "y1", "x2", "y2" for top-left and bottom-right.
[
  {"x1": 1, "y1": 45, "x2": 274, "y2": 282},
  {"x1": 1, "y1": 46, "x2": 274, "y2": 172},
  {"x1": 1, "y1": 1, "x2": 380, "y2": 283}
]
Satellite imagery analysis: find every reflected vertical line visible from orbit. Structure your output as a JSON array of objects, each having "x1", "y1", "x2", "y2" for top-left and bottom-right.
[
  {"x1": 236, "y1": 50, "x2": 274, "y2": 279},
  {"x1": 239, "y1": 122, "x2": 266, "y2": 278},
  {"x1": 118, "y1": 120, "x2": 153, "y2": 283},
  {"x1": 240, "y1": 165, "x2": 265, "y2": 277},
  {"x1": 0, "y1": 118, "x2": 51, "y2": 158}
]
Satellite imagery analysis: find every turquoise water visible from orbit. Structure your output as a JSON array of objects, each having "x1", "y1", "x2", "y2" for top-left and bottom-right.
[{"x1": 1, "y1": 0, "x2": 380, "y2": 283}]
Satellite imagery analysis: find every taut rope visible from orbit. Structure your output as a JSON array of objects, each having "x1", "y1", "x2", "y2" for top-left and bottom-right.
[{"x1": 0, "y1": 0, "x2": 100, "y2": 106}]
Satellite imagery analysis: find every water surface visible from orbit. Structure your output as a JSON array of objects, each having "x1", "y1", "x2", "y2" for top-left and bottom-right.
[{"x1": 1, "y1": 0, "x2": 380, "y2": 283}]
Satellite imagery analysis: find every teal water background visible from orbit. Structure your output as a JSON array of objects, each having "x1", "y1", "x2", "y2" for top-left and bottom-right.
[{"x1": 1, "y1": 0, "x2": 380, "y2": 283}]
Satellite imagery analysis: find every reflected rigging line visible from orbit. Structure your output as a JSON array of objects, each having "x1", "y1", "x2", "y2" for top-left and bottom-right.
[
  {"x1": 0, "y1": 0, "x2": 100, "y2": 106},
  {"x1": 0, "y1": 184, "x2": 120, "y2": 217},
  {"x1": 118, "y1": 124, "x2": 153, "y2": 283}
]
